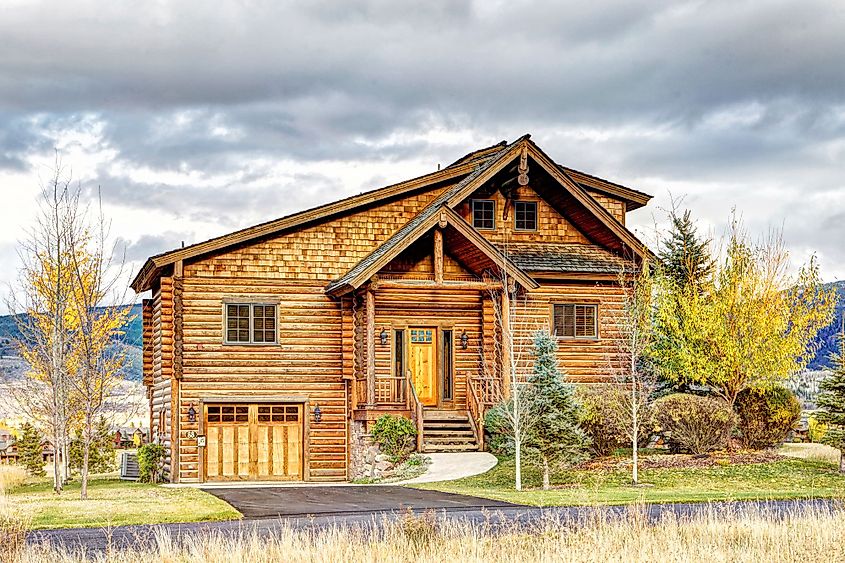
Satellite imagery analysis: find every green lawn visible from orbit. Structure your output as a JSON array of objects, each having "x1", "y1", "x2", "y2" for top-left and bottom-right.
[
  {"x1": 8, "y1": 476, "x2": 240, "y2": 530},
  {"x1": 413, "y1": 455, "x2": 845, "y2": 506}
]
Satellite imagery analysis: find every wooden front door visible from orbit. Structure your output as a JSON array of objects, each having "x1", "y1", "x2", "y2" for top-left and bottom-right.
[
  {"x1": 409, "y1": 328, "x2": 437, "y2": 406},
  {"x1": 204, "y1": 403, "x2": 303, "y2": 481}
]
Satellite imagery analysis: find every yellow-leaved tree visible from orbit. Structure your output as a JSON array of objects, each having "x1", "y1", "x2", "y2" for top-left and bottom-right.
[{"x1": 653, "y1": 217, "x2": 836, "y2": 408}]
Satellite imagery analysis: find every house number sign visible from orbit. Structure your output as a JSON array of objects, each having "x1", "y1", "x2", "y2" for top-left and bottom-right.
[{"x1": 185, "y1": 430, "x2": 197, "y2": 439}]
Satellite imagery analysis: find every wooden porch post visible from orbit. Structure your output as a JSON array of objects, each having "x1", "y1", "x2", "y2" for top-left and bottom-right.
[
  {"x1": 366, "y1": 289, "x2": 376, "y2": 406},
  {"x1": 500, "y1": 288, "x2": 512, "y2": 400}
]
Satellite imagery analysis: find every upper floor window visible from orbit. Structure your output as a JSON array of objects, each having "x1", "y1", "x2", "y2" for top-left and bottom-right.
[
  {"x1": 514, "y1": 201, "x2": 537, "y2": 231},
  {"x1": 225, "y1": 303, "x2": 278, "y2": 344},
  {"x1": 472, "y1": 199, "x2": 495, "y2": 230},
  {"x1": 553, "y1": 303, "x2": 598, "y2": 339}
]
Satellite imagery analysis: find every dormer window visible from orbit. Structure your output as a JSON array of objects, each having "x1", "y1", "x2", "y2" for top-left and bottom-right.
[
  {"x1": 514, "y1": 201, "x2": 537, "y2": 231},
  {"x1": 472, "y1": 199, "x2": 495, "y2": 230}
]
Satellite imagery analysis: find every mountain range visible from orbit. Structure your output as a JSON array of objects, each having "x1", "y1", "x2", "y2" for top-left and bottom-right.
[{"x1": 0, "y1": 282, "x2": 842, "y2": 380}]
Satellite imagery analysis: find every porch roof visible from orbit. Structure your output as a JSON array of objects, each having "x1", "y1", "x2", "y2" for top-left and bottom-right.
[{"x1": 504, "y1": 243, "x2": 632, "y2": 274}]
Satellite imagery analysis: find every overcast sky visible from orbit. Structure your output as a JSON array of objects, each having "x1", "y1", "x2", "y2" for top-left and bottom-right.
[{"x1": 0, "y1": 0, "x2": 843, "y2": 311}]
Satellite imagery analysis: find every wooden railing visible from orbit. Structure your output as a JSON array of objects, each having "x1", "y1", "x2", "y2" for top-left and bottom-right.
[
  {"x1": 406, "y1": 372, "x2": 424, "y2": 452},
  {"x1": 374, "y1": 376, "x2": 406, "y2": 405},
  {"x1": 467, "y1": 377, "x2": 484, "y2": 451},
  {"x1": 468, "y1": 375, "x2": 502, "y2": 451}
]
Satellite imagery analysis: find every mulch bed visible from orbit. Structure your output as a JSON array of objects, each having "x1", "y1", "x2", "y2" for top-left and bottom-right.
[{"x1": 576, "y1": 451, "x2": 784, "y2": 471}]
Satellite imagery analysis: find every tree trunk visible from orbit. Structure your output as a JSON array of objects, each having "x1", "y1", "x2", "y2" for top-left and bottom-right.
[
  {"x1": 542, "y1": 457, "x2": 550, "y2": 490},
  {"x1": 840, "y1": 451, "x2": 845, "y2": 475},
  {"x1": 514, "y1": 431, "x2": 522, "y2": 491},
  {"x1": 80, "y1": 412, "x2": 91, "y2": 500}
]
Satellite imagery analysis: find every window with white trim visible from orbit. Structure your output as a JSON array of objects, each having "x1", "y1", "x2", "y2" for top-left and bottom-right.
[
  {"x1": 225, "y1": 303, "x2": 278, "y2": 344},
  {"x1": 553, "y1": 303, "x2": 598, "y2": 338}
]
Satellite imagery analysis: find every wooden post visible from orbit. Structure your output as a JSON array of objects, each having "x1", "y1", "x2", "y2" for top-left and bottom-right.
[
  {"x1": 500, "y1": 288, "x2": 512, "y2": 400},
  {"x1": 366, "y1": 289, "x2": 376, "y2": 406},
  {"x1": 433, "y1": 228, "x2": 444, "y2": 285}
]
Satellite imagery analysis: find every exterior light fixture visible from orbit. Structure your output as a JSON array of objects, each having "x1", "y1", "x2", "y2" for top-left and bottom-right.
[
  {"x1": 380, "y1": 328, "x2": 388, "y2": 346},
  {"x1": 460, "y1": 330, "x2": 469, "y2": 350},
  {"x1": 187, "y1": 403, "x2": 197, "y2": 423},
  {"x1": 313, "y1": 404, "x2": 322, "y2": 423}
]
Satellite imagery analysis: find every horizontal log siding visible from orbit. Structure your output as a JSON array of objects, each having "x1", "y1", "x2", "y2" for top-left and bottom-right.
[
  {"x1": 456, "y1": 185, "x2": 590, "y2": 246},
  {"x1": 373, "y1": 287, "x2": 484, "y2": 408},
  {"x1": 150, "y1": 279, "x2": 174, "y2": 478},
  {"x1": 511, "y1": 283, "x2": 625, "y2": 383},
  {"x1": 173, "y1": 276, "x2": 345, "y2": 482},
  {"x1": 587, "y1": 191, "x2": 627, "y2": 225}
]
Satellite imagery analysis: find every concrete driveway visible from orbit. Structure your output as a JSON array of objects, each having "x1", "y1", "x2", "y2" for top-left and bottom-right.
[{"x1": 203, "y1": 485, "x2": 521, "y2": 518}]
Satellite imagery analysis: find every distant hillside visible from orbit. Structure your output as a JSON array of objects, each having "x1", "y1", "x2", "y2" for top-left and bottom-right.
[
  {"x1": 0, "y1": 303, "x2": 143, "y2": 381},
  {"x1": 808, "y1": 280, "x2": 845, "y2": 370}
]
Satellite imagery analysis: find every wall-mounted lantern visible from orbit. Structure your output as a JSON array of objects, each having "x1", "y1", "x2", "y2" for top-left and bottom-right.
[
  {"x1": 379, "y1": 327, "x2": 389, "y2": 346},
  {"x1": 313, "y1": 404, "x2": 322, "y2": 424},
  {"x1": 187, "y1": 403, "x2": 197, "y2": 423},
  {"x1": 460, "y1": 330, "x2": 469, "y2": 350}
]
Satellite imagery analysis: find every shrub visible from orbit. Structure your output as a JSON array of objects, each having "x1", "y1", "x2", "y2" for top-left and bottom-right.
[
  {"x1": 735, "y1": 386, "x2": 802, "y2": 449},
  {"x1": 370, "y1": 415, "x2": 417, "y2": 462},
  {"x1": 137, "y1": 443, "x2": 167, "y2": 483},
  {"x1": 653, "y1": 393, "x2": 736, "y2": 454},
  {"x1": 576, "y1": 384, "x2": 657, "y2": 456},
  {"x1": 808, "y1": 414, "x2": 828, "y2": 443}
]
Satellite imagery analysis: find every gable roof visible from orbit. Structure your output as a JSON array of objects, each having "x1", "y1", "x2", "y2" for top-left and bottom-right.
[
  {"x1": 326, "y1": 206, "x2": 539, "y2": 296},
  {"x1": 132, "y1": 135, "x2": 652, "y2": 292}
]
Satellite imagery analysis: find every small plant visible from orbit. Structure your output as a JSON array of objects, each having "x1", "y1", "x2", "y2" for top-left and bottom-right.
[
  {"x1": 398, "y1": 509, "x2": 439, "y2": 550},
  {"x1": 69, "y1": 417, "x2": 118, "y2": 475},
  {"x1": 653, "y1": 393, "x2": 736, "y2": 454},
  {"x1": 137, "y1": 443, "x2": 167, "y2": 483},
  {"x1": 370, "y1": 415, "x2": 417, "y2": 462},
  {"x1": 734, "y1": 386, "x2": 801, "y2": 449}
]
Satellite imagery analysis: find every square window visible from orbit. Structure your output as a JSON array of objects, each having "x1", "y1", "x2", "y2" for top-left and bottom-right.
[
  {"x1": 553, "y1": 304, "x2": 598, "y2": 339},
  {"x1": 472, "y1": 200, "x2": 495, "y2": 230},
  {"x1": 225, "y1": 303, "x2": 278, "y2": 344},
  {"x1": 515, "y1": 201, "x2": 537, "y2": 231}
]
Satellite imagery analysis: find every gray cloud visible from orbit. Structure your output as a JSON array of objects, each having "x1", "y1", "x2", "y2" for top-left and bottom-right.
[{"x1": 0, "y1": 0, "x2": 844, "y2": 281}]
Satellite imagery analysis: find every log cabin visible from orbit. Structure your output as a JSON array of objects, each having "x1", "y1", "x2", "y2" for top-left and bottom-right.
[{"x1": 131, "y1": 135, "x2": 651, "y2": 483}]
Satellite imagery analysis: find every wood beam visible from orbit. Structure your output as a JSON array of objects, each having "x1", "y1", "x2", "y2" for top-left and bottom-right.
[
  {"x1": 376, "y1": 280, "x2": 501, "y2": 291},
  {"x1": 433, "y1": 228, "x2": 444, "y2": 285}
]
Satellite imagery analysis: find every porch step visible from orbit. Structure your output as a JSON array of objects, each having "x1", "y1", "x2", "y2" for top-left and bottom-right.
[{"x1": 420, "y1": 410, "x2": 480, "y2": 453}]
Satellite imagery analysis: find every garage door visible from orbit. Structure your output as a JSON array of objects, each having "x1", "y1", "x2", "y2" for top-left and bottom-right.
[{"x1": 204, "y1": 403, "x2": 303, "y2": 481}]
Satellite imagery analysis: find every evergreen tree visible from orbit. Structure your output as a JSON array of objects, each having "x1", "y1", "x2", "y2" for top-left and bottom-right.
[
  {"x1": 69, "y1": 418, "x2": 117, "y2": 475},
  {"x1": 817, "y1": 337, "x2": 845, "y2": 473},
  {"x1": 658, "y1": 209, "x2": 714, "y2": 290},
  {"x1": 524, "y1": 330, "x2": 590, "y2": 490},
  {"x1": 17, "y1": 422, "x2": 45, "y2": 477}
]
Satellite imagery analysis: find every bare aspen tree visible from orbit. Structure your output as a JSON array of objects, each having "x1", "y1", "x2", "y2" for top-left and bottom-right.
[
  {"x1": 5, "y1": 161, "x2": 79, "y2": 493},
  {"x1": 607, "y1": 260, "x2": 657, "y2": 486},
  {"x1": 480, "y1": 268, "x2": 541, "y2": 492},
  {"x1": 65, "y1": 188, "x2": 133, "y2": 500}
]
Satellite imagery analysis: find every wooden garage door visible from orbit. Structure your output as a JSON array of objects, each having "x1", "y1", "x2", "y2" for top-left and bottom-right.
[{"x1": 204, "y1": 404, "x2": 303, "y2": 481}]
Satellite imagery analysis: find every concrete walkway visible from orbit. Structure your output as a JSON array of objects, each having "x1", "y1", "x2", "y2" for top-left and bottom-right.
[{"x1": 397, "y1": 452, "x2": 498, "y2": 484}]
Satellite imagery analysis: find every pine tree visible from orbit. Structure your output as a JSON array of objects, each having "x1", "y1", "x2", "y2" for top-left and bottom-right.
[
  {"x1": 17, "y1": 422, "x2": 45, "y2": 477},
  {"x1": 817, "y1": 337, "x2": 845, "y2": 473},
  {"x1": 658, "y1": 209, "x2": 713, "y2": 290},
  {"x1": 524, "y1": 330, "x2": 590, "y2": 490}
]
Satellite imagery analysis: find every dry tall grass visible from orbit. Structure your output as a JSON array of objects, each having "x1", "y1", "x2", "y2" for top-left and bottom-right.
[
  {"x1": 0, "y1": 464, "x2": 27, "y2": 492},
  {"x1": 11, "y1": 504, "x2": 845, "y2": 563},
  {"x1": 780, "y1": 442, "x2": 842, "y2": 466}
]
